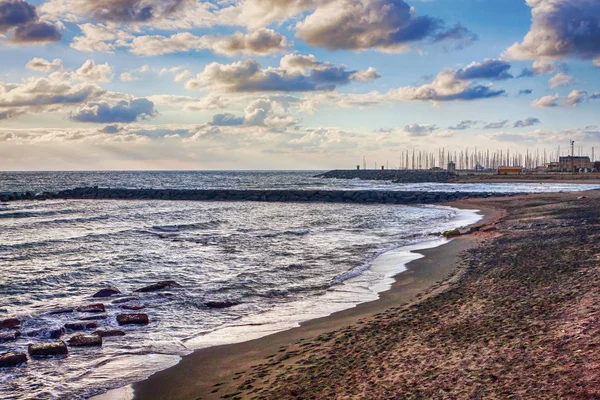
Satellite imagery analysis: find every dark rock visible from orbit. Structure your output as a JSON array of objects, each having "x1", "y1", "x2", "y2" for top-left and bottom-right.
[
  {"x1": 26, "y1": 327, "x2": 65, "y2": 339},
  {"x1": 68, "y1": 334, "x2": 102, "y2": 347},
  {"x1": 64, "y1": 322, "x2": 98, "y2": 332},
  {"x1": 134, "y1": 281, "x2": 181, "y2": 293},
  {"x1": 92, "y1": 330, "x2": 126, "y2": 338},
  {"x1": 92, "y1": 287, "x2": 121, "y2": 298},
  {"x1": 443, "y1": 229, "x2": 461, "y2": 238},
  {"x1": 120, "y1": 303, "x2": 145, "y2": 311},
  {"x1": 76, "y1": 304, "x2": 106, "y2": 313},
  {"x1": 117, "y1": 313, "x2": 149, "y2": 325},
  {"x1": 28, "y1": 341, "x2": 68, "y2": 357},
  {"x1": 0, "y1": 352, "x2": 27, "y2": 368},
  {"x1": 206, "y1": 301, "x2": 240, "y2": 309},
  {"x1": 0, "y1": 318, "x2": 21, "y2": 330},
  {"x1": 0, "y1": 331, "x2": 20, "y2": 343}
]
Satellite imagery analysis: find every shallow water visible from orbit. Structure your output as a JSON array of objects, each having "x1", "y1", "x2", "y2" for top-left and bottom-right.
[{"x1": 0, "y1": 198, "x2": 479, "y2": 399}]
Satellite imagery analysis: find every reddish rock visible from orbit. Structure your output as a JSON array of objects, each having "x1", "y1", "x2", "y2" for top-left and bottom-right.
[
  {"x1": 28, "y1": 341, "x2": 68, "y2": 357},
  {"x1": 0, "y1": 352, "x2": 27, "y2": 368},
  {"x1": 481, "y1": 225, "x2": 498, "y2": 232},
  {"x1": 92, "y1": 288, "x2": 121, "y2": 298},
  {"x1": 68, "y1": 334, "x2": 102, "y2": 347},
  {"x1": 92, "y1": 330, "x2": 126, "y2": 338},
  {"x1": 64, "y1": 322, "x2": 98, "y2": 332},
  {"x1": 0, "y1": 331, "x2": 20, "y2": 344},
  {"x1": 117, "y1": 313, "x2": 149, "y2": 325},
  {"x1": 76, "y1": 304, "x2": 106, "y2": 313},
  {"x1": 0, "y1": 318, "x2": 21, "y2": 330},
  {"x1": 120, "y1": 303, "x2": 145, "y2": 311},
  {"x1": 134, "y1": 281, "x2": 181, "y2": 293}
]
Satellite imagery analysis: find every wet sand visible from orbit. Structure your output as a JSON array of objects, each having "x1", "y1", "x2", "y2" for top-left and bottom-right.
[{"x1": 126, "y1": 205, "x2": 501, "y2": 400}]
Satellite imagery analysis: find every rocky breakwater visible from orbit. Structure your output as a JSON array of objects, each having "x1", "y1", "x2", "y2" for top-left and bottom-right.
[
  {"x1": 315, "y1": 169, "x2": 456, "y2": 183},
  {"x1": 2, "y1": 187, "x2": 518, "y2": 204}
]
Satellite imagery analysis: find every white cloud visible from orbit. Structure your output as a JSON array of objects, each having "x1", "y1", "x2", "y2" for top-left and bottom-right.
[
  {"x1": 549, "y1": 72, "x2": 574, "y2": 89},
  {"x1": 25, "y1": 57, "x2": 63, "y2": 72},
  {"x1": 531, "y1": 93, "x2": 559, "y2": 108}
]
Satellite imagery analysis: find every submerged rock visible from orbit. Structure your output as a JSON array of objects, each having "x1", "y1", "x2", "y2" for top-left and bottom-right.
[
  {"x1": 92, "y1": 288, "x2": 121, "y2": 298},
  {"x1": 92, "y1": 330, "x2": 126, "y2": 338},
  {"x1": 28, "y1": 341, "x2": 68, "y2": 357},
  {"x1": 112, "y1": 297, "x2": 138, "y2": 304},
  {"x1": 76, "y1": 304, "x2": 106, "y2": 313},
  {"x1": 0, "y1": 352, "x2": 27, "y2": 368},
  {"x1": 64, "y1": 322, "x2": 98, "y2": 332},
  {"x1": 27, "y1": 327, "x2": 65, "y2": 339},
  {"x1": 120, "y1": 303, "x2": 145, "y2": 311},
  {"x1": 0, "y1": 331, "x2": 20, "y2": 344},
  {"x1": 0, "y1": 318, "x2": 21, "y2": 330},
  {"x1": 46, "y1": 307, "x2": 74, "y2": 315},
  {"x1": 117, "y1": 313, "x2": 149, "y2": 325},
  {"x1": 134, "y1": 281, "x2": 181, "y2": 293},
  {"x1": 205, "y1": 301, "x2": 240, "y2": 309},
  {"x1": 68, "y1": 334, "x2": 102, "y2": 347},
  {"x1": 80, "y1": 315, "x2": 109, "y2": 321}
]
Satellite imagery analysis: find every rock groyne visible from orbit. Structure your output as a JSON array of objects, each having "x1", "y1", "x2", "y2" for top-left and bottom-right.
[
  {"x1": 315, "y1": 170, "x2": 456, "y2": 183},
  {"x1": 0, "y1": 187, "x2": 517, "y2": 205}
]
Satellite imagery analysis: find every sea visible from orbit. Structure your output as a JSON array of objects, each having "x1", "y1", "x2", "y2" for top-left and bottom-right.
[{"x1": 1, "y1": 171, "x2": 599, "y2": 399}]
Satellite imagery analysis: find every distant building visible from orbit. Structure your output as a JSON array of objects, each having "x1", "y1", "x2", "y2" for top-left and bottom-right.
[
  {"x1": 447, "y1": 161, "x2": 456, "y2": 173},
  {"x1": 559, "y1": 156, "x2": 592, "y2": 172},
  {"x1": 498, "y1": 167, "x2": 523, "y2": 175}
]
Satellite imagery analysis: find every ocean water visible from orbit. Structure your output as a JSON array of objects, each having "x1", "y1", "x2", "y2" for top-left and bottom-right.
[
  {"x1": 1, "y1": 170, "x2": 600, "y2": 193},
  {"x1": 0, "y1": 171, "x2": 597, "y2": 399}
]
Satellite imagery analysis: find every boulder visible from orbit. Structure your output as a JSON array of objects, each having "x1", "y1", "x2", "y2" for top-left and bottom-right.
[
  {"x1": 68, "y1": 334, "x2": 102, "y2": 347},
  {"x1": 0, "y1": 331, "x2": 20, "y2": 344},
  {"x1": 0, "y1": 352, "x2": 27, "y2": 368},
  {"x1": 205, "y1": 301, "x2": 240, "y2": 309},
  {"x1": 92, "y1": 288, "x2": 121, "y2": 298},
  {"x1": 28, "y1": 341, "x2": 68, "y2": 357},
  {"x1": 117, "y1": 313, "x2": 149, "y2": 325},
  {"x1": 0, "y1": 318, "x2": 21, "y2": 330},
  {"x1": 64, "y1": 322, "x2": 98, "y2": 332},
  {"x1": 120, "y1": 303, "x2": 145, "y2": 311},
  {"x1": 134, "y1": 281, "x2": 181, "y2": 293},
  {"x1": 76, "y1": 304, "x2": 106, "y2": 313},
  {"x1": 92, "y1": 330, "x2": 126, "y2": 338},
  {"x1": 443, "y1": 229, "x2": 461, "y2": 238}
]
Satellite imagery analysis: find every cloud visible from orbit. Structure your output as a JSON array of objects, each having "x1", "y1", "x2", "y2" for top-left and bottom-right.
[
  {"x1": 70, "y1": 23, "x2": 133, "y2": 53},
  {"x1": 210, "y1": 113, "x2": 245, "y2": 126},
  {"x1": 71, "y1": 98, "x2": 157, "y2": 123},
  {"x1": 549, "y1": 72, "x2": 574, "y2": 88},
  {"x1": 402, "y1": 123, "x2": 438, "y2": 136},
  {"x1": 483, "y1": 120, "x2": 509, "y2": 129},
  {"x1": 0, "y1": 0, "x2": 36, "y2": 33},
  {"x1": 128, "y1": 28, "x2": 288, "y2": 56},
  {"x1": 518, "y1": 89, "x2": 533, "y2": 95},
  {"x1": 506, "y1": 0, "x2": 600, "y2": 63},
  {"x1": 448, "y1": 120, "x2": 478, "y2": 130},
  {"x1": 148, "y1": 94, "x2": 229, "y2": 111},
  {"x1": 295, "y1": 0, "x2": 477, "y2": 52},
  {"x1": 0, "y1": 0, "x2": 62, "y2": 43},
  {"x1": 518, "y1": 59, "x2": 556, "y2": 77},
  {"x1": 120, "y1": 72, "x2": 140, "y2": 82},
  {"x1": 454, "y1": 59, "x2": 513, "y2": 81},
  {"x1": 531, "y1": 93, "x2": 559, "y2": 108},
  {"x1": 564, "y1": 90, "x2": 588, "y2": 107},
  {"x1": 186, "y1": 56, "x2": 380, "y2": 93},
  {"x1": 72, "y1": 60, "x2": 113, "y2": 83},
  {"x1": 26, "y1": 57, "x2": 62, "y2": 72},
  {"x1": 513, "y1": 117, "x2": 541, "y2": 128}
]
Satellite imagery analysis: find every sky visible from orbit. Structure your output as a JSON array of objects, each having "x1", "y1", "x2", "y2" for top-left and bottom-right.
[{"x1": 0, "y1": 0, "x2": 599, "y2": 170}]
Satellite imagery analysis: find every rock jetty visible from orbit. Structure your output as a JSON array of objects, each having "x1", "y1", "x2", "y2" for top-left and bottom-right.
[
  {"x1": 315, "y1": 169, "x2": 455, "y2": 183},
  {"x1": 1, "y1": 187, "x2": 518, "y2": 205}
]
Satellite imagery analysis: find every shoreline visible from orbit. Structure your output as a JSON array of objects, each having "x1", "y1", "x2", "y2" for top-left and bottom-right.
[{"x1": 93, "y1": 203, "x2": 500, "y2": 400}]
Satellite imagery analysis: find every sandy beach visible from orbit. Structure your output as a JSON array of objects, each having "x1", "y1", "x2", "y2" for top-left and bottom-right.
[{"x1": 123, "y1": 204, "x2": 500, "y2": 400}]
